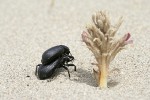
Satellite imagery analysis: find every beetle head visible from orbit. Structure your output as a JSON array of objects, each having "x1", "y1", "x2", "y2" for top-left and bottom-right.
[{"x1": 63, "y1": 55, "x2": 74, "y2": 63}]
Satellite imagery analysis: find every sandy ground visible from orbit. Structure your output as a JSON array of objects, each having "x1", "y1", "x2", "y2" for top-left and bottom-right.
[{"x1": 0, "y1": 0, "x2": 150, "y2": 100}]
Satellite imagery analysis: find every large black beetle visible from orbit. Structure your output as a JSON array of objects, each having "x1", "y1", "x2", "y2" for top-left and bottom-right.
[
  {"x1": 35, "y1": 45, "x2": 76, "y2": 80},
  {"x1": 41, "y1": 45, "x2": 71, "y2": 65}
]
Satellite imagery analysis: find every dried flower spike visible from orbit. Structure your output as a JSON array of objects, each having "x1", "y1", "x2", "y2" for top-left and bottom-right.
[{"x1": 81, "y1": 11, "x2": 133, "y2": 89}]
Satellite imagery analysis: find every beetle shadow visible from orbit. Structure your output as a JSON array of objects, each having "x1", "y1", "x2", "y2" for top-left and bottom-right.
[
  {"x1": 43, "y1": 67, "x2": 119, "y2": 88},
  {"x1": 71, "y1": 68, "x2": 119, "y2": 88},
  {"x1": 71, "y1": 68, "x2": 97, "y2": 87},
  {"x1": 107, "y1": 80, "x2": 119, "y2": 88}
]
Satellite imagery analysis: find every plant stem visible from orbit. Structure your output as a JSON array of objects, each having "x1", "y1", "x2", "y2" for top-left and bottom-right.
[{"x1": 99, "y1": 53, "x2": 108, "y2": 89}]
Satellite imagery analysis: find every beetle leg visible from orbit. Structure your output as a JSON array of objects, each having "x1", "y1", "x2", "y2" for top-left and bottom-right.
[
  {"x1": 65, "y1": 64, "x2": 76, "y2": 71},
  {"x1": 67, "y1": 55, "x2": 74, "y2": 61},
  {"x1": 62, "y1": 66, "x2": 71, "y2": 78},
  {"x1": 35, "y1": 64, "x2": 41, "y2": 76}
]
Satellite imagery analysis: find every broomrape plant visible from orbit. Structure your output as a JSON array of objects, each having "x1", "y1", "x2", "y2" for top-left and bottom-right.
[{"x1": 81, "y1": 11, "x2": 133, "y2": 89}]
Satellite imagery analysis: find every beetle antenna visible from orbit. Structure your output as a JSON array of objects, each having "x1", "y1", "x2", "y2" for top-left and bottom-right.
[{"x1": 69, "y1": 52, "x2": 72, "y2": 56}]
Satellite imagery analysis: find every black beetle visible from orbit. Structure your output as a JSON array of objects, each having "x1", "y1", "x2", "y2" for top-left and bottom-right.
[
  {"x1": 35, "y1": 45, "x2": 76, "y2": 80},
  {"x1": 41, "y1": 45, "x2": 71, "y2": 65}
]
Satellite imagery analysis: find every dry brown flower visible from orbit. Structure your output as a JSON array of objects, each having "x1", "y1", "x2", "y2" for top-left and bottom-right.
[{"x1": 81, "y1": 11, "x2": 133, "y2": 89}]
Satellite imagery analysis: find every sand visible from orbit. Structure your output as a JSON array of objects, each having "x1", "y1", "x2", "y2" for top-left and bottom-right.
[{"x1": 0, "y1": 0, "x2": 150, "y2": 99}]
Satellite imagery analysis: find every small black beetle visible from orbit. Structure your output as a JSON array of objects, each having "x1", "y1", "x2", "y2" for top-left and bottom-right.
[
  {"x1": 41, "y1": 45, "x2": 70, "y2": 65},
  {"x1": 35, "y1": 45, "x2": 76, "y2": 80}
]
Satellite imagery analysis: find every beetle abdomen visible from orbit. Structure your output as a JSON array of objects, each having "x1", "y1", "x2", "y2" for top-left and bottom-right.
[{"x1": 37, "y1": 58, "x2": 61, "y2": 80}]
